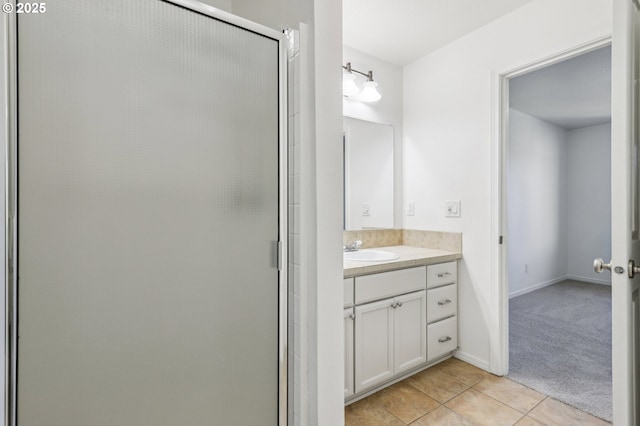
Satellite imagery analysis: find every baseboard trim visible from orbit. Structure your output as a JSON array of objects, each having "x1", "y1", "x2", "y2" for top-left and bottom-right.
[
  {"x1": 565, "y1": 274, "x2": 611, "y2": 286},
  {"x1": 453, "y1": 350, "x2": 490, "y2": 372},
  {"x1": 508, "y1": 276, "x2": 567, "y2": 299}
]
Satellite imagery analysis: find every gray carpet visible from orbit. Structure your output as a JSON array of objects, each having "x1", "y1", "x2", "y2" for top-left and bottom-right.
[{"x1": 508, "y1": 280, "x2": 612, "y2": 422}]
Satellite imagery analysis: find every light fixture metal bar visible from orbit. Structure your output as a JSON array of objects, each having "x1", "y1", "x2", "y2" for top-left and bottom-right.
[{"x1": 343, "y1": 62, "x2": 375, "y2": 81}]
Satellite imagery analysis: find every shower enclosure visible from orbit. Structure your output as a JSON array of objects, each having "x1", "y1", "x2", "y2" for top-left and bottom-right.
[{"x1": 5, "y1": 1, "x2": 288, "y2": 424}]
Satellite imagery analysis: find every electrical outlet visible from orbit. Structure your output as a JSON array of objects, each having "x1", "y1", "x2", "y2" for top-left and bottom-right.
[
  {"x1": 407, "y1": 201, "x2": 415, "y2": 216},
  {"x1": 445, "y1": 200, "x2": 461, "y2": 217},
  {"x1": 525, "y1": 264, "x2": 529, "y2": 273},
  {"x1": 362, "y1": 204, "x2": 371, "y2": 216}
]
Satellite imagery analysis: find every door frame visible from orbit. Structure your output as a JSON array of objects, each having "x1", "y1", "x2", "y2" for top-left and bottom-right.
[
  {"x1": 490, "y1": 35, "x2": 612, "y2": 376},
  {"x1": 3, "y1": 1, "x2": 289, "y2": 424}
]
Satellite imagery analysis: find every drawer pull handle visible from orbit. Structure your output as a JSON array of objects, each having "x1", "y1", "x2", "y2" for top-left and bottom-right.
[
  {"x1": 397, "y1": 301, "x2": 403, "y2": 307},
  {"x1": 438, "y1": 299, "x2": 452, "y2": 306},
  {"x1": 349, "y1": 314, "x2": 355, "y2": 320},
  {"x1": 438, "y1": 336, "x2": 452, "y2": 343},
  {"x1": 391, "y1": 303, "x2": 398, "y2": 309},
  {"x1": 437, "y1": 272, "x2": 452, "y2": 278}
]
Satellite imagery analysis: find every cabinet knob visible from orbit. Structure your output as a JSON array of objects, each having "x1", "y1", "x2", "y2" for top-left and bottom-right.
[
  {"x1": 437, "y1": 299, "x2": 452, "y2": 306},
  {"x1": 390, "y1": 303, "x2": 397, "y2": 309},
  {"x1": 397, "y1": 301, "x2": 403, "y2": 307},
  {"x1": 349, "y1": 313, "x2": 355, "y2": 320},
  {"x1": 438, "y1": 336, "x2": 452, "y2": 343}
]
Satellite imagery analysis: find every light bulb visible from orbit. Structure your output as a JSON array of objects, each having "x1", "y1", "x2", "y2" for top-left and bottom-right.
[
  {"x1": 343, "y1": 72, "x2": 360, "y2": 97},
  {"x1": 358, "y1": 80, "x2": 382, "y2": 102}
]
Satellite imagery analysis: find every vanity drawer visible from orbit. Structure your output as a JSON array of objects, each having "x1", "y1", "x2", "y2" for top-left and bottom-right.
[
  {"x1": 427, "y1": 316, "x2": 457, "y2": 361},
  {"x1": 344, "y1": 278, "x2": 354, "y2": 307},
  {"x1": 355, "y1": 267, "x2": 426, "y2": 304},
  {"x1": 427, "y1": 261, "x2": 457, "y2": 289},
  {"x1": 427, "y1": 284, "x2": 457, "y2": 323}
]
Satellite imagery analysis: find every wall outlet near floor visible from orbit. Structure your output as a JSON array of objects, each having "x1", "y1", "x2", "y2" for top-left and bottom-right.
[
  {"x1": 525, "y1": 264, "x2": 529, "y2": 273},
  {"x1": 407, "y1": 201, "x2": 415, "y2": 216},
  {"x1": 362, "y1": 204, "x2": 371, "y2": 216},
  {"x1": 445, "y1": 200, "x2": 461, "y2": 217}
]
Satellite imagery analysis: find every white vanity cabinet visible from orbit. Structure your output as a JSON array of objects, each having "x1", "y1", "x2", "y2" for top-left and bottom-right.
[
  {"x1": 426, "y1": 261, "x2": 458, "y2": 362},
  {"x1": 345, "y1": 260, "x2": 459, "y2": 402},
  {"x1": 353, "y1": 267, "x2": 427, "y2": 394}
]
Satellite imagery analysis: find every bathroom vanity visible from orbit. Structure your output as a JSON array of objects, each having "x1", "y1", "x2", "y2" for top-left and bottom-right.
[{"x1": 343, "y1": 246, "x2": 462, "y2": 403}]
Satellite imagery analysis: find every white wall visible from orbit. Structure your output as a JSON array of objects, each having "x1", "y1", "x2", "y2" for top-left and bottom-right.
[
  {"x1": 507, "y1": 114, "x2": 611, "y2": 298},
  {"x1": 507, "y1": 115, "x2": 611, "y2": 296},
  {"x1": 343, "y1": 45, "x2": 403, "y2": 228},
  {"x1": 507, "y1": 110, "x2": 568, "y2": 297},
  {"x1": 311, "y1": 2, "x2": 344, "y2": 425},
  {"x1": 403, "y1": 0, "x2": 612, "y2": 371},
  {"x1": 567, "y1": 123, "x2": 612, "y2": 284}
]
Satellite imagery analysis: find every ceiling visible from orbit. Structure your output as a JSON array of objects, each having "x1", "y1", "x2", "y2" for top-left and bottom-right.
[
  {"x1": 509, "y1": 46, "x2": 611, "y2": 130},
  {"x1": 343, "y1": 1, "x2": 611, "y2": 130},
  {"x1": 343, "y1": 0, "x2": 536, "y2": 66}
]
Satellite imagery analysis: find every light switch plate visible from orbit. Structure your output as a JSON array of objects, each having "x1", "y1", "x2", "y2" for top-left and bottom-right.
[
  {"x1": 362, "y1": 204, "x2": 371, "y2": 216},
  {"x1": 407, "y1": 201, "x2": 415, "y2": 216},
  {"x1": 445, "y1": 200, "x2": 461, "y2": 217}
]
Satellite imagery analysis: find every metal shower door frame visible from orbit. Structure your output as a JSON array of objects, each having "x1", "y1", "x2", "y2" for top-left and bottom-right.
[{"x1": 3, "y1": 1, "x2": 289, "y2": 424}]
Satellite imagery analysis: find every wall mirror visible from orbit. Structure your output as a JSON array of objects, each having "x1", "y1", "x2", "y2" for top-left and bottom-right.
[{"x1": 343, "y1": 117, "x2": 394, "y2": 230}]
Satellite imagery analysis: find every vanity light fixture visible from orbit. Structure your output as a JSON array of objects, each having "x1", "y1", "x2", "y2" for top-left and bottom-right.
[{"x1": 342, "y1": 62, "x2": 382, "y2": 102}]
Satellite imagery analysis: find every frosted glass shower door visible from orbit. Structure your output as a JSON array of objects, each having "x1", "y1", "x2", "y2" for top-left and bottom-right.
[{"x1": 13, "y1": 1, "x2": 285, "y2": 425}]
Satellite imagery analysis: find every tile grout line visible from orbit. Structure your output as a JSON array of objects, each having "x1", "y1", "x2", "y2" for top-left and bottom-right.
[
  {"x1": 374, "y1": 376, "x2": 475, "y2": 425},
  {"x1": 522, "y1": 396, "x2": 551, "y2": 426},
  {"x1": 405, "y1": 378, "x2": 469, "y2": 405},
  {"x1": 526, "y1": 395, "x2": 548, "y2": 415},
  {"x1": 443, "y1": 384, "x2": 521, "y2": 426},
  {"x1": 470, "y1": 378, "x2": 544, "y2": 417},
  {"x1": 523, "y1": 396, "x2": 612, "y2": 426},
  {"x1": 367, "y1": 395, "x2": 415, "y2": 425}
]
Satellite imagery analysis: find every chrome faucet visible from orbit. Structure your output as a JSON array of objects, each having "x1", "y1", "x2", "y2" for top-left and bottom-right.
[{"x1": 344, "y1": 240, "x2": 362, "y2": 252}]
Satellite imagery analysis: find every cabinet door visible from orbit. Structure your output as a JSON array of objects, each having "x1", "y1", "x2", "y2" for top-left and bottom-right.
[
  {"x1": 344, "y1": 308, "x2": 355, "y2": 399},
  {"x1": 394, "y1": 290, "x2": 427, "y2": 375},
  {"x1": 355, "y1": 299, "x2": 394, "y2": 393}
]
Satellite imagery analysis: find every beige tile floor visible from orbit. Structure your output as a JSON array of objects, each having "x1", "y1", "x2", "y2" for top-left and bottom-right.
[{"x1": 345, "y1": 358, "x2": 611, "y2": 426}]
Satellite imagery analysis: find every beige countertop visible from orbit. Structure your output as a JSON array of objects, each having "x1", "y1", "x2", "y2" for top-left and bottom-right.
[{"x1": 343, "y1": 245, "x2": 462, "y2": 278}]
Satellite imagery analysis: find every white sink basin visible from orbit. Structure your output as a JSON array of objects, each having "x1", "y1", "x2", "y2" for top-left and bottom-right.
[{"x1": 343, "y1": 249, "x2": 399, "y2": 262}]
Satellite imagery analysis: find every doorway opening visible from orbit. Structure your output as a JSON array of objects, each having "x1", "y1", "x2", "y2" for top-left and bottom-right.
[{"x1": 498, "y1": 42, "x2": 612, "y2": 421}]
